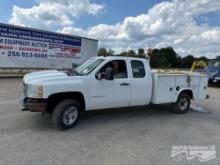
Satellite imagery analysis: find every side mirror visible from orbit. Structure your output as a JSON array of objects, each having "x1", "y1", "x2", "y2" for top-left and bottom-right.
[
  {"x1": 104, "y1": 67, "x2": 114, "y2": 80},
  {"x1": 95, "y1": 73, "x2": 104, "y2": 80}
]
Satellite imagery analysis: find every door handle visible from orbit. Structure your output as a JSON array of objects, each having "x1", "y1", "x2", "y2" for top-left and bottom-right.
[{"x1": 120, "y1": 82, "x2": 130, "y2": 86}]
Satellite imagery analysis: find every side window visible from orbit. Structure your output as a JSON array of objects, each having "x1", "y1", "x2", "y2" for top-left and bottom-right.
[
  {"x1": 98, "y1": 60, "x2": 128, "y2": 79},
  {"x1": 131, "y1": 60, "x2": 145, "y2": 78}
]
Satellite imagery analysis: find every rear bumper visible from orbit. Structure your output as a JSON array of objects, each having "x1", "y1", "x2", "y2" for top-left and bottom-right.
[
  {"x1": 21, "y1": 97, "x2": 47, "y2": 112},
  {"x1": 209, "y1": 78, "x2": 220, "y2": 83}
]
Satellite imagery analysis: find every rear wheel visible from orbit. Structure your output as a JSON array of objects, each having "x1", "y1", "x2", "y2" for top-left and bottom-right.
[
  {"x1": 172, "y1": 93, "x2": 191, "y2": 114},
  {"x1": 52, "y1": 99, "x2": 81, "y2": 130}
]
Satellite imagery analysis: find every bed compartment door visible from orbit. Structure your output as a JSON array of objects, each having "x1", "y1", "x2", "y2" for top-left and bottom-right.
[{"x1": 152, "y1": 75, "x2": 176, "y2": 104}]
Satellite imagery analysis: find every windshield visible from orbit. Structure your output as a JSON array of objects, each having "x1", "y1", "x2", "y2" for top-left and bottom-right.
[{"x1": 75, "y1": 58, "x2": 105, "y2": 76}]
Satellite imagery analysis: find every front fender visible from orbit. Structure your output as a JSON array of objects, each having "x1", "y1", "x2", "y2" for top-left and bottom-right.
[
  {"x1": 44, "y1": 80, "x2": 86, "y2": 98},
  {"x1": 43, "y1": 76, "x2": 90, "y2": 109}
]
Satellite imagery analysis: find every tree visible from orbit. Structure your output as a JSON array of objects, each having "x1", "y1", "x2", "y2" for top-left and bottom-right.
[
  {"x1": 127, "y1": 50, "x2": 136, "y2": 56},
  {"x1": 197, "y1": 56, "x2": 208, "y2": 62},
  {"x1": 138, "y1": 48, "x2": 145, "y2": 57},
  {"x1": 216, "y1": 56, "x2": 220, "y2": 59},
  {"x1": 149, "y1": 47, "x2": 178, "y2": 68},
  {"x1": 98, "y1": 48, "x2": 108, "y2": 56},
  {"x1": 98, "y1": 47, "x2": 208, "y2": 69},
  {"x1": 182, "y1": 55, "x2": 195, "y2": 68},
  {"x1": 120, "y1": 51, "x2": 128, "y2": 56},
  {"x1": 150, "y1": 49, "x2": 160, "y2": 68},
  {"x1": 160, "y1": 47, "x2": 178, "y2": 67},
  {"x1": 107, "y1": 49, "x2": 114, "y2": 56}
]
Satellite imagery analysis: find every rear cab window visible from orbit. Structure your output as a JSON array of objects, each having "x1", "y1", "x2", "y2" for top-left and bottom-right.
[{"x1": 131, "y1": 60, "x2": 145, "y2": 78}]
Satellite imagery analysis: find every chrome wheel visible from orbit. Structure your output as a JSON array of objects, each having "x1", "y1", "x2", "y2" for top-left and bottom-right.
[
  {"x1": 178, "y1": 97, "x2": 189, "y2": 111},
  {"x1": 172, "y1": 92, "x2": 190, "y2": 114},
  {"x1": 62, "y1": 106, "x2": 78, "y2": 126}
]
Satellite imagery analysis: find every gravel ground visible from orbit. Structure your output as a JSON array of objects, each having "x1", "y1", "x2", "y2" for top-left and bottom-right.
[{"x1": 0, "y1": 78, "x2": 219, "y2": 165}]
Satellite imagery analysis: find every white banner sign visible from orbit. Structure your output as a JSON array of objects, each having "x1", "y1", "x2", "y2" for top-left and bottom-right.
[{"x1": 0, "y1": 23, "x2": 82, "y2": 69}]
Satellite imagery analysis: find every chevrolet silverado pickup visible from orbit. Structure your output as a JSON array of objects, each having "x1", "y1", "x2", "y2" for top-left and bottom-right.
[{"x1": 21, "y1": 56, "x2": 209, "y2": 130}]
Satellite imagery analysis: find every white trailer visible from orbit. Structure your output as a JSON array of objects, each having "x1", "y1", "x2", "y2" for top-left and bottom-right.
[{"x1": 0, "y1": 23, "x2": 98, "y2": 69}]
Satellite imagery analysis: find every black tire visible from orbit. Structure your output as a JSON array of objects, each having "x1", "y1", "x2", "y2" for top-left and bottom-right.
[
  {"x1": 52, "y1": 99, "x2": 81, "y2": 130},
  {"x1": 172, "y1": 93, "x2": 191, "y2": 114},
  {"x1": 208, "y1": 79, "x2": 213, "y2": 85}
]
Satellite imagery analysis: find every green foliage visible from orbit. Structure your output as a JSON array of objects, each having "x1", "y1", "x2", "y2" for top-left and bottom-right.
[
  {"x1": 107, "y1": 49, "x2": 115, "y2": 56},
  {"x1": 148, "y1": 47, "x2": 208, "y2": 68},
  {"x1": 118, "y1": 49, "x2": 146, "y2": 58},
  {"x1": 150, "y1": 47, "x2": 179, "y2": 68},
  {"x1": 127, "y1": 50, "x2": 136, "y2": 56},
  {"x1": 120, "y1": 51, "x2": 128, "y2": 56},
  {"x1": 138, "y1": 48, "x2": 145, "y2": 56},
  {"x1": 181, "y1": 55, "x2": 195, "y2": 68},
  {"x1": 98, "y1": 47, "x2": 209, "y2": 68},
  {"x1": 98, "y1": 48, "x2": 115, "y2": 56},
  {"x1": 98, "y1": 48, "x2": 108, "y2": 56}
]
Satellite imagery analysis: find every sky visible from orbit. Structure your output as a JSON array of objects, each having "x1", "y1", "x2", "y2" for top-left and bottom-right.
[{"x1": 0, "y1": 0, "x2": 220, "y2": 58}]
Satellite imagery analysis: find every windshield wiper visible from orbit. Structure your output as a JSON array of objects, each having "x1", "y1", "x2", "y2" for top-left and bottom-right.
[
  {"x1": 73, "y1": 70, "x2": 83, "y2": 76},
  {"x1": 65, "y1": 70, "x2": 83, "y2": 76}
]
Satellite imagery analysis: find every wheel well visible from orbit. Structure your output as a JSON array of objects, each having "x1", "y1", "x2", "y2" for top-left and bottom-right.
[
  {"x1": 180, "y1": 90, "x2": 193, "y2": 99},
  {"x1": 46, "y1": 92, "x2": 85, "y2": 113}
]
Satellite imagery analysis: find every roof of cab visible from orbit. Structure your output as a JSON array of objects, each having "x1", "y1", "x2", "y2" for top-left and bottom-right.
[{"x1": 97, "y1": 55, "x2": 149, "y2": 61}]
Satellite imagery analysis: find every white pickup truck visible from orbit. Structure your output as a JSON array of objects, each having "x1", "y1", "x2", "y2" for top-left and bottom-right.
[{"x1": 21, "y1": 56, "x2": 209, "y2": 130}]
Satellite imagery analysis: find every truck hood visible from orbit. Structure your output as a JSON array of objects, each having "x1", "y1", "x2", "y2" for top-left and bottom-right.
[{"x1": 23, "y1": 70, "x2": 75, "y2": 85}]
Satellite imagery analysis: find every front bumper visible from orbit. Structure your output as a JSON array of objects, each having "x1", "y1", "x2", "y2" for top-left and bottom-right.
[{"x1": 21, "y1": 97, "x2": 47, "y2": 112}]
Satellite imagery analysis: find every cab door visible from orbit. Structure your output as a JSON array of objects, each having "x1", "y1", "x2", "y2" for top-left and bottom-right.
[
  {"x1": 130, "y1": 60, "x2": 152, "y2": 106},
  {"x1": 89, "y1": 60, "x2": 131, "y2": 110}
]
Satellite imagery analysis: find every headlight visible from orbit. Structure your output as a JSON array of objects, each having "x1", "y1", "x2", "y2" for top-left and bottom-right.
[{"x1": 27, "y1": 85, "x2": 44, "y2": 98}]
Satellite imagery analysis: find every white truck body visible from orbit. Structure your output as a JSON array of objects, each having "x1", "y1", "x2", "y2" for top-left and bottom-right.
[
  {"x1": 151, "y1": 72, "x2": 208, "y2": 104},
  {"x1": 21, "y1": 56, "x2": 209, "y2": 129},
  {"x1": 22, "y1": 56, "x2": 209, "y2": 110}
]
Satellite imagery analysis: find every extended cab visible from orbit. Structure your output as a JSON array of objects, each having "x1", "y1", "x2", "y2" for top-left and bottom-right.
[{"x1": 21, "y1": 56, "x2": 209, "y2": 130}]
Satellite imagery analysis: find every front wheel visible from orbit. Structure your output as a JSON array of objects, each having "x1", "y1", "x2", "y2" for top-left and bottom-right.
[
  {"x1": 172, "y1": 93, "x2": 191, "y2": 114},
  {"x1": 52, "y1": 99, "x2": 81, "y2": 130}
]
